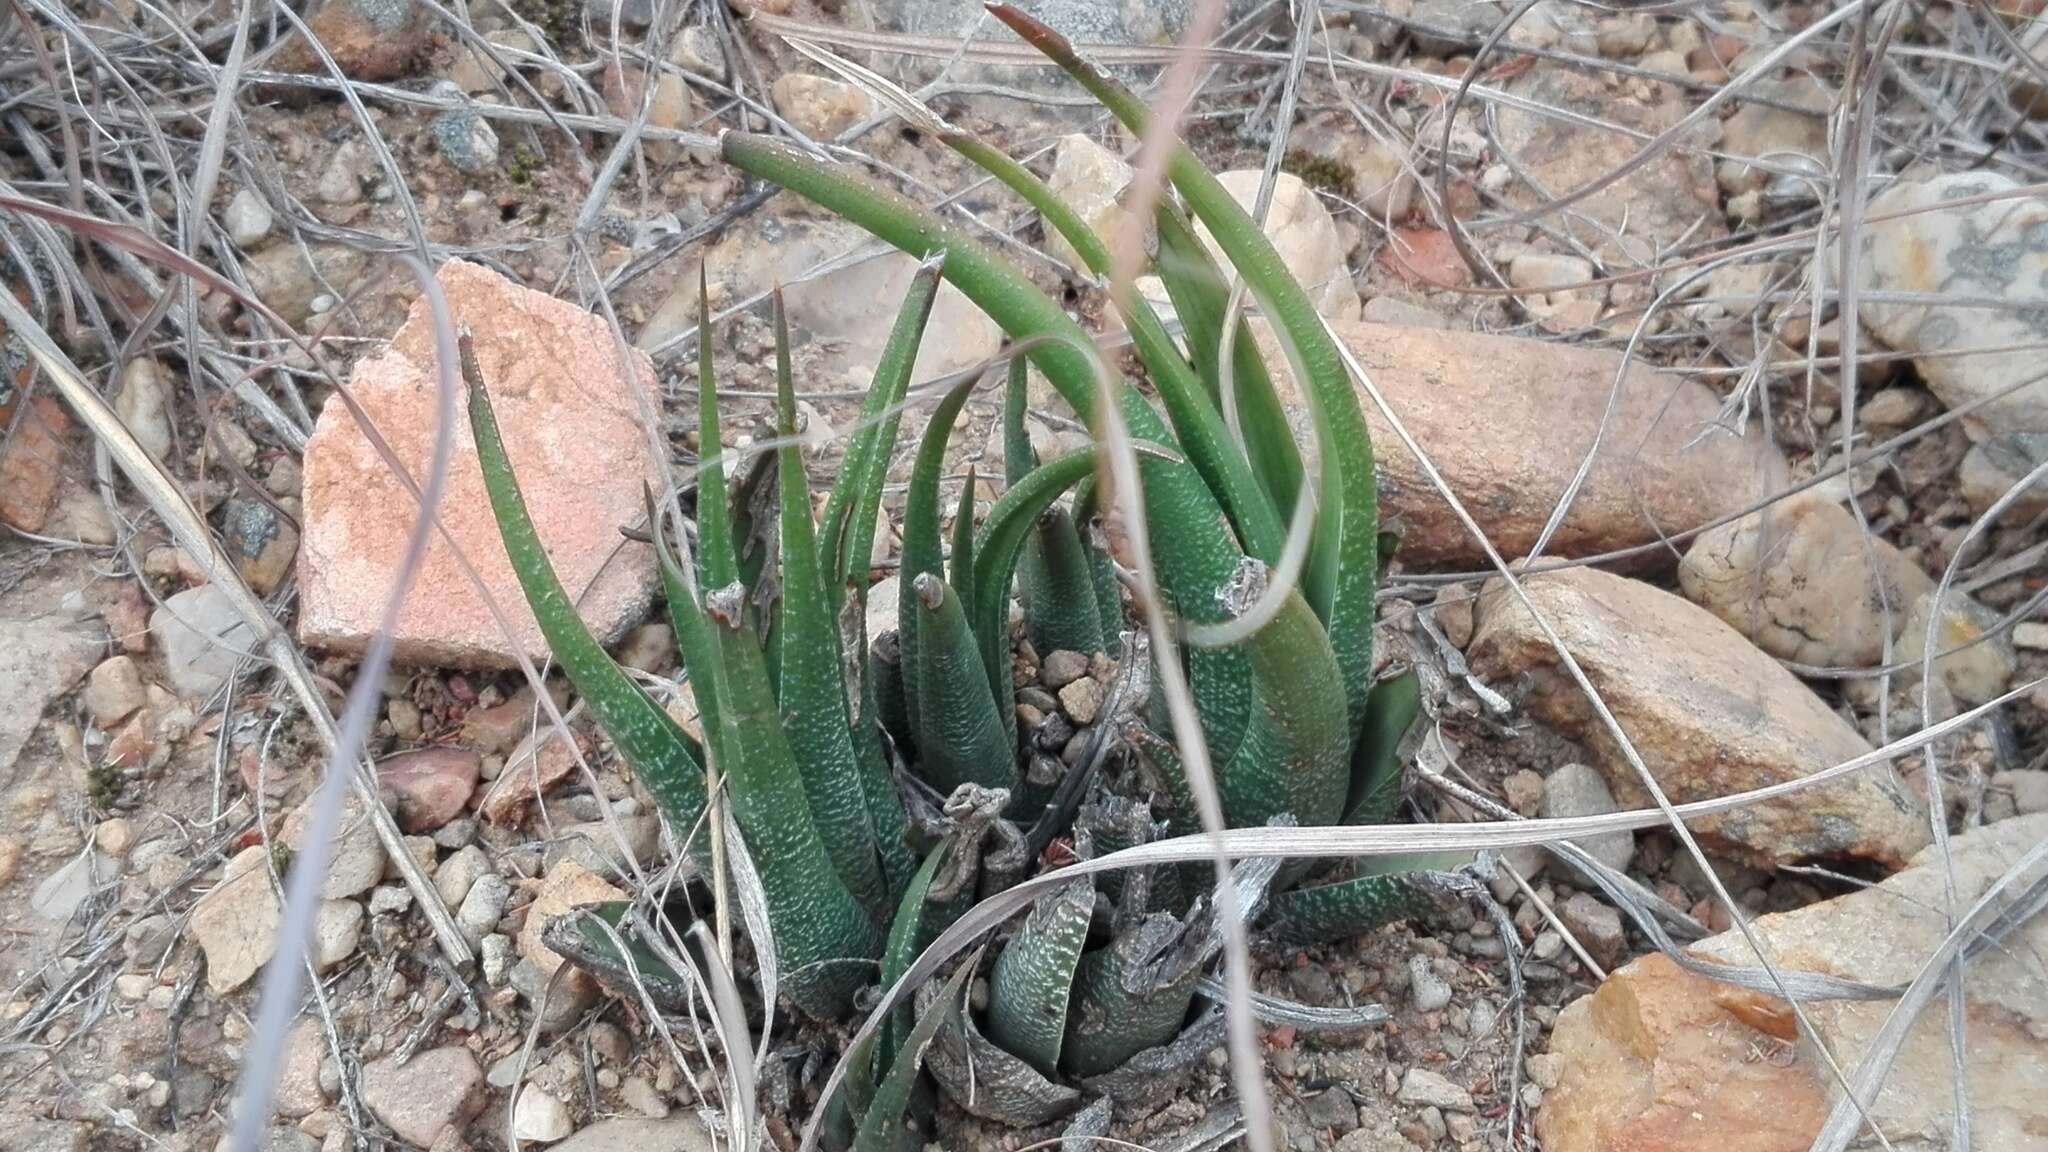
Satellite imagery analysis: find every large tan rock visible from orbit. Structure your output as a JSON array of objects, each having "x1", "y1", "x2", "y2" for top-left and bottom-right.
[
  {"x1": 1858, "y1": 172, "x2": 2048, "y2": 434},
  {"x1": 1467, "y1": 567, "x2": 1928, "y2": 868},
  {"x1": 299, "y1": 259, "x2": 659, "y2": 667},
  {"x1": 1536, "y1": 951, "x2": 1828, "y2": 1152},
  {"x1": 1255, "y1": 321, "x2": 1784, "y2": 570},
  {"x1": 1679, "y1": 492, "x2": 1933, "y2": 667},
  {"x1": 1539, "y1": 814, "x2": 2048, "y2": 1152}
]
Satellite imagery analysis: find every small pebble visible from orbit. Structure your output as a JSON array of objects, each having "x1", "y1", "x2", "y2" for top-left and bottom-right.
[
  {"x1": 1407, "y1": 954, "x2": 1452, "y2": 1012},
  {"x1": 1058, "y1": 677, "x2": 1104, "y2": 725},
  {"x1": 1040, "y1": 649, "x2": 1090, "y2": 689}
]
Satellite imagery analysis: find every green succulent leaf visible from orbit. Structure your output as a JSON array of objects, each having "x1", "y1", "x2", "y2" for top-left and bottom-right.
[
  {"x1": 1263, "y1": 869, "x2": 1459, "y2": 947},
  {"x1": 773, "y1": 293, "x2": 890, "y2": 923},
  {"x1": 706, "y1": 584, "x2": 884, "y2": 1018},
  {"x1": 1021, "y1": 507, "x2": 1108, "y2": 661},
  {"x1": 692, "y1": 271, "x2": 742, "y2": 594},
  {"x1": 720, "y1": 132, "x2": 1252, "y2": 769},
  {"x1": 1344, "y1": 670, "x2": 1419, "y2": 826},
  {"x1": 464, "y1": 338, "x2": 708, "y2": 850},
  {"x1": 969, "y1": 447, "x2": 1096, "y2": 715},
  {"x1": 949, "y1": 465, "x2": 978, "y2": 624},
  {"x1": 999, "y1": 361, "x2": 1105, "y2": 663},
  {"x1": 987, "y1": 2, "x2": 1380, "y2": 741},
  {"x1": 1072, "y1": 477, "x2": 1125, "y2": 654},
  {"x1": 944, "y1": 130, "x2": 1284, "y2": 564},
  {"x1": 1059, "y1": 914, "x2": 1207, "y2": 1079},
  {"x1": 541, "y1": 902, "x2": 692, "y2": 1013},
  {"x1": 985, "y1": 879, "x2": 1094, "y2": 1076},
  {"x1": 1151, "y1": 199, "x2": 1305, "y2": 517},
  {"x1": 908, "y1": 573, "x2": 1016, "y2": 797},
  {"x1": 854, "y1": 962, "x2": 974, "y2": 1152},
  {"x1": 822, "y1": 256, "x2": 946, "y2": 606},
  {"x1": 1217, "y1": 584, "x2": 1353, "y2": 831},
  {"x1": 876, "y1": 844, "x2": 949, "y2": 1083},
  {"x1": 897, "y1": 378, "x2": 978, "y2": 739}
]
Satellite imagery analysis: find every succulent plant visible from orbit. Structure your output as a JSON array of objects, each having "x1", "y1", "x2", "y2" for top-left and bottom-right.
[{"x1": 469, "y1": 6, "x2": 1461, "y2": 1145}]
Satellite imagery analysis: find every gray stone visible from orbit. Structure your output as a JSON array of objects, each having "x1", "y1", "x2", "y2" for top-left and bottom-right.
[
  {"x1": 1407, "y1": 954, "x2": 1452, "y2": 1012},
  {"x1": 1042, "y1": 135, "x2": 1132, "y2": 271},
  {"x1": 583, "y1": 0, "x2": 652, "y2": 30},
  {"x1": 31, "y1": 851, "x2": 113, "y2": 923},
  {"x1": 1540, "y1": 763, "x2": 1635, "y2": 874},
  {"x1": 151, "y1": 584, "x2": 259, "y2": 700},
  {"x1": 315, "y1": 140, "x2": 367, "y2": 205},
  {"x1": 0, "y1": 582, "x2": 102, "y2": 778},
  {"x1": 428, "y1": 82, "x2": 500, "y2": 174},
  {"x1": 638, "y1": 218, "x2": 999, "y2": 394},
  {"x1": 1396, "y1": 1067, "x2": 1473, "y2": 1112},
  {"x1": 191, "y1": 846, "x2": 282, "y2": 993},
  {"x1": 1859, "y1": 172, "x2": 2048, "y2": 434},
  {"x1": 1468, "y1": 567, "x2": 1930, "y2": 869},
  {"x1": 457, "y1": 872, "x2": 512, "y2": 942},
  {"x1": 1679, "y1": 493, "x2": 1934, "y2": 668},
  {"x1": 511, "y1": 957, "x2": 598, "y2": 1034},
  {"x1": 1305, "y1": 1086, "x2": 1360, "y2": 1133},
  {"x1": 619, "y1": 1075, "x2": 669, "y2": 1118},
  {"x1": 1359, "y1": 296, "x2": 1447, "y2": 328},
  {"x1": 667, "y1": 25, "x2": 725, "y2": 82},
  {"x1": 277, "y1": 1017, "x2": 329, "y2": 1118},
  {"x1": 1895, "y1": 589, "x2": 2016, "y2": 707},
  {"x1": 369, "y1": 884, "x2": 413, "y2": 916},
  {"x1": 549, "y1": 1116, "x2": 715, "y2": 1152},
  {"x1": 282, "y1": 797, "x2": 387, "y2": 899},
  {"x1": 1410, "y1": 0, "x2": 1507, "y2": 53},
  {"x1": 544, "y1": 815, "x2": 660, "y2": 882},
  {"x1": 312, "y1": 899, "x2": 364, "y2": 968},
  {"x1": 1958, "y1": 432, "x2": 2048, "y2": 524}
]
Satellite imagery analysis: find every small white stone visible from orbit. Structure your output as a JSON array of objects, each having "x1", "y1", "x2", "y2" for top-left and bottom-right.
[
  {"x1": 114, "y1": 359, "x2": 174, "y2": 462},
  {"x1": 1407, "y1": 954, "x2": 1453, "y2": 1012},
  {"x1": 312, "y1": 900, "x2": 364, "y2": 969},
  {"x1": 224, "y1": 188, "x2": 274, "y2": 247},
  {"x1": 512, "y1": 1087, "x2": 573, "y2": 1144}
]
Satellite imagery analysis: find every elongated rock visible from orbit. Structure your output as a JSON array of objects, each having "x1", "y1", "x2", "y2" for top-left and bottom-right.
[
  {"x1": 299, "y1": 259, "x2": 658, "y2": 667},
  {"x1": 1255, "y1": 320, "x2": 1784, "y2": 570},
  {"x1": 1467, "y1": 567, "x2": 1928, "y2": 868},
  {"x1": 1538, "y1": 814, "x2": 2048, "y2": 1152}
]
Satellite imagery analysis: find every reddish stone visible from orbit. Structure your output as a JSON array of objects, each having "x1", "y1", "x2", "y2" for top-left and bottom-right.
[
  {"x1": 1376, "y1": 228, "x2": 1472, "y2": 289},
  {"x1": 480, "y1": 725, "x2": 581, "y2": 824},
  {"x1": 0, "y1": 397, "x2": 70, "y2": 533},
  {"x1": 269, "y1": 0, "x2": 430, "y2": 83},
  {"x1": 376, "y1": 746, "x2": 481, "y2": 833},
  {"x1": 298, "y1": 260, "x2": 660, "y2": 667},
  {"x1": 1537, "y1": 952, "x2": 1827, "y2": 1152}
]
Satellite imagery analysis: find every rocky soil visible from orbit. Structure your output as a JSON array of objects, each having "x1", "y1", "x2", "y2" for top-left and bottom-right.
[{"x1": 2, "y1": 1, "x2": 2046, "y2": 1151}]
